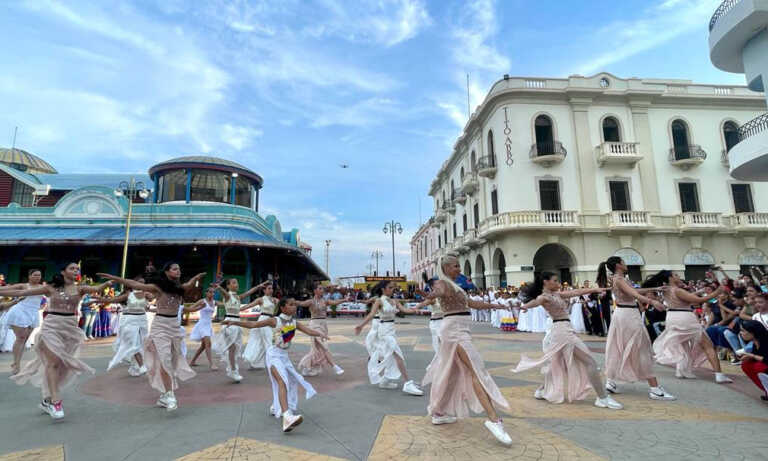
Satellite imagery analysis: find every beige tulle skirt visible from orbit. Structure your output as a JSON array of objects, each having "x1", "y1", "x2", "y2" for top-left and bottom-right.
[
  {"x1": 422, "y1": 315, "x2": 509, "y2": 418},
  {"x1": 11, "y1": 314, "x2": 94, "y2": 397},
  {"x1": 297, "y1": 319, "x2": 332, "y2": 375},
  {"x1": 513, "y1": 320, "x2": 593, "y2": 403},
  {"x1": 653, "y1": 311, "x2": 711, "y2": 375},
  {"x1": 604, "y1": 307, "x2": 655, "y2": 382},
  {"x1": 144, "y1": 315, "x2": 195, "y2": 392}
]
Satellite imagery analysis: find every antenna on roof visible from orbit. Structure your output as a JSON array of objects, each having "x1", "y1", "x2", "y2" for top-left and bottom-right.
[{"x1": 11, "y1": 126, "x2": 17, "y2": 152}]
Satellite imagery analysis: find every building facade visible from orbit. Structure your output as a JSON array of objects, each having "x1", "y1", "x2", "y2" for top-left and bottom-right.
[
  {"x1": 0, "y1": 152, "x2": 325, "y2": 294},
  {"x1": 425, "y1": 73, "x2": 768, "y2": 289},
  {"x1": 409, "y1": 217, "x2": 438, "y2": 286}
]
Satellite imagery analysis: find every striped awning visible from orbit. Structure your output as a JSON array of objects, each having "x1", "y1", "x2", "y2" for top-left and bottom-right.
[{"x1": 0, "y1": 148, "x2": 57, "y2": 174}]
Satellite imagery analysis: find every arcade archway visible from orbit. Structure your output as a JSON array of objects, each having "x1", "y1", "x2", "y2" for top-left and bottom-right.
[{"x1": 533, "y1": 243, "x2": 576, "y2": 285}]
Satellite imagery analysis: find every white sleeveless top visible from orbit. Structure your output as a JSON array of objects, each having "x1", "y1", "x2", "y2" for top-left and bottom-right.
[
  {"x1": 261, "y1": 297, "x2": 277, "y2": 316},
  {"x1": 380, "y1": 296, "x2": 397, "y2": 322},
  {"x1": 16, "y1": 284, "x2": 44, "y2": 311},
  {"x1": 272, "y1": 314, "x2": 296, "y2": 350},
  {"x1": 199, "y1": 299, "x2": 215, "y2": 322},
  {"x1": 225, "y1": 291, "x2": 241, "y2": 316},
  {"x1": 124, "y1": 291, "x2": 148, "y2": 314}
]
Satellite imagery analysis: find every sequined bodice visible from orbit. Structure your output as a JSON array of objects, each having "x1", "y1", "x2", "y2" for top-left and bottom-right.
[
  {"x1": 50, "y1": 288, "x2": 82, "y2": 314},
  {"x1": 310, "y1": 298, "x2": 327, "y2": 319},
  {"x1": 261, "y1": 297, "x2": 277, "y2": 316},
  {"x1": 272, "y1": 314, "x2": 296, "y2": 349},
  {"x1": 433, "y1": 281, "x2": 469, "y2": 314},
  {"x1": 664, "y1": 288, "x2": 691, "y2": 310},
  {"x1": 225, "y1": 292, "x2": 241, "y2": 316},
  {"x1": 156, "y1": 292, "x2": 183, "y2": 316},
  {"x1": 612, "y1": 275, "x2": 636, "y2": 305},
  {"x1": 541, "y1": 292, "x2": 570, "y2": 320},
  {"x1": 380, "y1": 296, "x2": 397, "y2": 321},
  {"x1": 124, "y1": 292, "x2": 148, "y2": 314}
]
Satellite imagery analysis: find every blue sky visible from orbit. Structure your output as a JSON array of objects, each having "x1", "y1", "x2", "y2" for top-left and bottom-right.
[{"x1": 0, "y1": 0, "x2": 742, "y2": 279}]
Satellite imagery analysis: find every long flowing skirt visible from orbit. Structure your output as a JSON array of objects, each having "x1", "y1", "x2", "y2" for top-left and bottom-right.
[
  {"x1": 365, "y1": 319, "x2": 380, "y2": 356},
  {"x1": 368, "y1": 322, "x2": 404, "y2": 384},
  {"x1": 423, "y1": 315, "x2": 509, "y2": 418},
  {"x1": 429, "y1": 318, "x2": 442, "y2": 355},
  {"x1": 513, "y1": 321, "x2": 593, "y2": 403},
  {"x1": 653, "y1": 311, "x2": 711, "y2": 375},
  {"x1": 266, "y1": 346, "x2": 316, "y2": 417},
  {"x1": 212, "y1": 324, "x2": 243, "y2": 371},
  {"x1": 604, "y1": 307, "x2": 655, "y2": 382},
  {"x1": 297, "y1": 319, "x2": 332, "y2": 375},
  {"x1": 144, "y1": 316, "x2": 195, "y2": 392},
  {"x1": 107, "y1": 314, "x2": 148, "y2": 371},
  {"x1": 241, "y1": 315, "x2": 272, "y2": 368},
  {"x1": 11, "y1": 315, "x2": 94, "y2": 397},
  {"x1": 569, "y1": 302, "x2": 587, "y2": 333}
]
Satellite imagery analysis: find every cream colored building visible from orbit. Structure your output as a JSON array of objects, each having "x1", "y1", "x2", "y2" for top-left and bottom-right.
[
  {"x1": 410, "y1": 217, "x2": 438, "y2": 285},
  {"x1": 422, "y1": 73, "x2": 768, "y2": 288}
]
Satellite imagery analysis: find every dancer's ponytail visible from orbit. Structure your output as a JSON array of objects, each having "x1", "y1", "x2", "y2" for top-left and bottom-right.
[
  {"x1": 596, "y1": 256, "x2": 622, "y2": 288},
  {"x1": 522, "y1": 271, "x2": 557, "y2": 301},
  {"x1": 642, "y1": 270, "x2": 672, "y2": 288}
]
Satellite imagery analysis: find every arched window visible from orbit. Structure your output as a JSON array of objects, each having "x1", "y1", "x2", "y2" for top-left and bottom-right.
[
  {"x1": 534, "y1": 115, "x2": 555, "y2": 155},
  {"x1": 602, "y1": 117, "x2": 621, "y2": 142},
  {"x1": 723, "y1": 121, "x2": 739, "y2": 152},
  {"x1": 460, "y1": 167, "x2": 465, "y2": 181},
  {"x1": 470, "y1": 151, "x2": 477, "y2": 170},
  {"x1": 671, "y1": 119, "x2": 691, "y2": 159},
  {"x1": 450, "y1": 180, "x2": 455, "y2": 197}
]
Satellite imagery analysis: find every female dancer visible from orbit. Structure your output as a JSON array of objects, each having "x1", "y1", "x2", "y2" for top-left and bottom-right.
[
  {"x1": 97, "y1": 265, "x2": 205, "y2": 411},
  {"x1": 738, "y1": 319, "x2": 768, "y2": 401},
  {"x1": 212, "y1": 278, "x2": 261, "y2": 382},
  {"x1": 241, "y1": 280, "x2": 278, "y2": 369},
  {"x1": 644, "y1": 270, "x2": 732, "y2": 384},
  {"x1": 422, "y1": 255, "x2": 512, "y2": 445},
  {"x1": 0, "y1": 269, "x2": 45, "y2": 375},
  {"x1": 295, "y1": 284, "x2": 347, "y2": 376},
  {"x1": 93, "y1": 277, "x2": 152, "y2": 376},
  {"x1": 7, "y1": 263, "x2": 111, "y2": 419},
  {"x1": 0, "y1": 297, "x2": 22, "y2": 352},
  {"x1": 512, "y1": 272, "x2": 623, "y2": 410},
  {"x1": 223, "y1": 297, "x2": 327, "y2": 432},
  {"x1": 354, "y1": 281, "x2": 424, "y2": 395},
  {"x1": 187, "y1": 286, "x2": 218, "y2": 370},
  {"x1": 597, "y1": 257, "x2": 676, "y2": 400}
]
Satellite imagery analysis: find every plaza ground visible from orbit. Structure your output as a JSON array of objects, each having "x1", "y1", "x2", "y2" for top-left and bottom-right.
[{"x1": 1, "y1": 318, "x2": 767, "y2": 461}]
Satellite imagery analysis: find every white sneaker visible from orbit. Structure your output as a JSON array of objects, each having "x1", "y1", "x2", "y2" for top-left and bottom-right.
[
  {"x1": 128, "y1": 365, "x2": 140, "y2": 377},
  {"x1": 675, "y1": 364, "x2": 696, "y2": 379},
  {"x1": 39, "y1": 400, "x2": 63, "y2": 419},
  {"x1": 649, "y1": 386, "x2": 677, "y2": 401},
  {"x1": 533, "y1": 387, "x2": 545, "y2": 400},
  {"x1": 269, "y1": 405, "x2": 277, "y2": 417},
  {"x1": 156, "y1": 392, "x2": 169, "y2": 408},
  {"x1": 378, "y1": 379, "x2": 399, "y2": 390},
  {"x1": 301, "y1": 368, "x2": 319, "y2": 377},
  {"x1": 402, "y1": 380, "x2": 424, "y2": 396},
  {"x1": 165, "y1": 392, "x2": 178, "y2": 411},
  {"x1": 282, "y1": 410, "x2": 303, "y2": 432},
  {"x1": 333, "y1": 364, "x2": 345, "y2": 375},
  {"x1": 231, "y1": 370, "x2": 243, "y2": 383},
  {"x1": 431, "y1": 414, "x2": 457, "y2": 425},
  {"x1": 483, "y1": 419, "x2": 512, "y2": 446},
  {"x1": 715, "y1": 372, "x2": 733, "y2": 384},
  {"x1": 137, "y1": 365, "x2": 147, "y2": 376},
  {"x1": 605, "y1": 379, "x2": 620, "y2": 394},
  {"x1": 594, "y1": 396, "x2": 623, "y2": 410}
]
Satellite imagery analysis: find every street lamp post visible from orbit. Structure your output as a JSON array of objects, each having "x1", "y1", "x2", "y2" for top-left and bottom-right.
[
  {"x1": 324, "y1": 240, "x2": 331, "y2": 277},
  {"x1": 114, "y1": 178, "x2": 150, "y2": 279},
  {"x1": 371, "y1": 250, "x2": 383, "y2": 275},
  {"x1": 382, "y1": 221, "x2": 403, "y2": 276}
]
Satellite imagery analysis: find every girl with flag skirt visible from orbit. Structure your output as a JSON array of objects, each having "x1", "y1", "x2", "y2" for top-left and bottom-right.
[{"x1": 223, "y1": 297, "x2": 327, "y2": 432}]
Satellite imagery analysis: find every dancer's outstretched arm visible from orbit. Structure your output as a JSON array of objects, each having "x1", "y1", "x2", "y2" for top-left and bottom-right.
[
  {"x1": 80, "y1": 280, "x2": 113, "y2": 295},
  {"x1": 394, "y1": 300, "x2": 420, "y2": 315},
  {"x1": 554, "y1": 287, "x2": 606, "y2": 298},
  {"x1": 92, "y1": 292, "x2": 129, "y2": 305},
  {"x1": 0, "y1": 285, "x2": 51, "y2": 297},
  {"x1": 240, "y1": 298, "x2": 263, "y2": 311},
  {"x1": 238, "y1": 280, "x2": 271, "y2": 300},
  {"x1": 181, "y1": 273, "x2": 206, "y2": 291},
  {"x1": 183, "y1": 299, "x2": 206, "y2": 313},
  {"x1": 222, "y1": 317, "x2": 276, "y2": 329},
  {"x1": 97, "y1": 273, "x2": 158, "y2": 294},
  {"x1": 673, "y1": 286, "x2": 723, "y2": 306},
  {"x1": 613, "y1": 278, "x2": 665, "y2": 311},
  {"x1": 354, "y1": 299, "x2": 381, "y2": 335},
  {"x1": 467, "y1": 298, "x2": 502, "y2": 310}
]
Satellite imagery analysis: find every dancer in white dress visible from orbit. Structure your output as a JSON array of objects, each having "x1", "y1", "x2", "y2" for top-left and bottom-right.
[
  {"x1": 187, "y1": 286, "x2": 218, "y2": 370},
  {"x1": 568, "y1": 294, "x2": 587, "y2": 333},
  {"x1": 355, "y1": 281, "x2": 424, "y2": 395},
  {"x1": 0, "y1": 269, "x2": 45, "y2": 375},
  {"x1": 0, "y1": 298, "x2": 22, "y2": 352},
  {"x1": 241, "y1": 281, "x2": 279, "y2": 369},
  {"x1": 93, "y1": 278, "x2": 152, "y2": 376},
  {"x1": 223, "y1": 297, "x2": 327, "y2": 432},
  {"x1": 212, "y1": 278, "x2": 260, "y2": 382},
  {"x1": 411, "y1": 296, "x2": 444, "y2": 356}
]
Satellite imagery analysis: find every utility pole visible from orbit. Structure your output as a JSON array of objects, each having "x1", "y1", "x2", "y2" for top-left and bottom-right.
[
  {"x1": 324, "y1": 240, "x2": 331, "y2": 277},
  {"x1": 371, "y1": 250, "x2": 384, "y2": 275}
]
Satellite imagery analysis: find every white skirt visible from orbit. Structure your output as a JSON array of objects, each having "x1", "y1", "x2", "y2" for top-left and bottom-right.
[
  {"x1": 266, "y1": 346, "x2": 316, "y2": 417},
  {"x1": 242, "y1": 315, "x2": 272, "y2": 368},
  {"x1": 429, "y1": 318, "x2": 443, "y2": 355},
  {"x1": 365, "y1": 318, "x2": 380, "y2": 356},
  {"x1": 108, "y1": 313, "x2": 148, "y2": 371},
  {"x1": 367, "y1": 321, "x2": 404, "y2": 384},
  {"x1": 4, "y1": 303, "x2": 40, "y2": 329},
  {"x1": 189, "y1": 318, "x2": 213, "y2": 341},
  {"x1": 519, "y1": 306, "x2": 550, "y2": 332},
  {"x1": 212, "y1": 324, "x2": 242, "y2": 370},
  {"x1": 0, "y1": 310, "x2": 16, "y2": 351},
  {"x1": 569, "y1": 303, "x2": 587, "y2": 333}
]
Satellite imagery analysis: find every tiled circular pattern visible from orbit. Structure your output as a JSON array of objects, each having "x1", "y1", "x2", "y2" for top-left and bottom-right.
[{"x1": 175, "y1": 438, "x2": 346, "y2": 461}]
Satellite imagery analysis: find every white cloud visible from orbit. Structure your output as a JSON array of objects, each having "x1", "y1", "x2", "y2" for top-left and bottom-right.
[
  {"x1": 451, "y1": 0, "x2": 510, "y2": 73},
  {"x1": 220, "y1": 124, "x2": 263, "y2": 151}
]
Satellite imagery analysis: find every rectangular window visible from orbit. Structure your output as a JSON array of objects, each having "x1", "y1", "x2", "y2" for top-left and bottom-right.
[
  {"x1": 443, "y1": 229, "x2": 447, "y2": 245},
  {"x1": 462, "y1": 214, "x2": 468, "y2": 232},
  {"x1": 491, "y1": 190, "x2": 499, "y2": 215},
  {"x1": 473, "y1": 203, "x2": 479, "y2": 228},
  {"x1": 731, "y1": 184, "x2": 754, "y2": 213},
  {"x1": 678, "y1": 183, "x2": 700, "y2": 212},
  {"x1": 452, "y1": 223, "x2": 457, "y2": 239},
  {"x1": 609, "y1": 181, "x2": 631, "y2": 211},
  {"x1": 539, "y1": 180, "x2": 561, "y2": 210},
  {"x1": 438, "y1": 235, "x2": 441, "y2": 248}
]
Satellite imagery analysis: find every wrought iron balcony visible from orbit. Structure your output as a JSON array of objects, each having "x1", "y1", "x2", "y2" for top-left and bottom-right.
[
  {"x1": 476, "y1": 155, "x2": 497, "y2": 178},
  {"x1": 596, "y1": 142, "x2": 643, "y2": 167},
  {"x1": 668, "y1": 145, "x2": 707, "y2": 168},
  {"x1": 529, "y1": 141, "x2": 567, "y2": 166},
  {"x1": 709, "y1": 0, "x2": 741, "y2": 31}
]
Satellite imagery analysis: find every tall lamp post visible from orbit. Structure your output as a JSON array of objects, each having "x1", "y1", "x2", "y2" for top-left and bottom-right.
[
  {"x1": 371, "y1": 250, "x2": 383, "y2": 275},
  {"x1": 382, "y1": 221, "x2": 403, "y2": 276},
  {"x1": 324, "y1": 240, "x2": 331, "y2": 278},
  {"x1": 114, "y1": 178, "x2": 150, "y2": 279}
]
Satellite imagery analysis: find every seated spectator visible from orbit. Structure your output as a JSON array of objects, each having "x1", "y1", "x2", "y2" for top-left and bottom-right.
[{"x1": 738, "y1": 320, "x2": 768, "y2": 402}]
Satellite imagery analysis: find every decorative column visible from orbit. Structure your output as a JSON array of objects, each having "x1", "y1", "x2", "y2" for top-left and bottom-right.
[
  {"x1": 568, "y1": 97, "x2": 599, "y2": 213},
  {"x1": 629, "y1": 100, "x2": 661, "y2": 212}
]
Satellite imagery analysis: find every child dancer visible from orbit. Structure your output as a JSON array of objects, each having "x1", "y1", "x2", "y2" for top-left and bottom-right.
[
  {"x1": 0, "y1": 269, "x2": 45, "y2": 375},
  {"x1": 355, "y1": 281, "x2": 424, "y2": 395},
  {"x1": 187, "y1": 286, "x2": 218, "y2": 370},
  {"x1": 513, "y1": 272, "x2": 624, "y2": 410},
  {"x1": 241, "y1": 280, "x2": 278, "y2": 369},
  {"x1": 295, "y1": 284, "x2": 348, "y2": 376},
  {"x1": 212, "y1": 278, "x2": 261, "y2": 382},
  {"x1": 597, "y1": 257, "x2": 676, "y2": 400},
  {"x1": 7, "y1": 263, "x2": 111, "y2": 419},
  {"x1": 223, "y1": 297, "x2": 327, "y2": 432}
]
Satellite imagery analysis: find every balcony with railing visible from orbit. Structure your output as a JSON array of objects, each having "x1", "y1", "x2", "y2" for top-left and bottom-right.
[
  {"x1": 728, "y1": 113, "x2": 768, "y2": 180},
  {"x1": 460, "y1": 172, "x2": 479, "y2": 195},
  {"x1": 446, "y1": 194, "x2": 457, "y2": 212},
  {"x1": 678, "y1": 212, "x2": 724, "y2": 231},
  {"x1": 731, "y1": 212, "x2": 768, "y2": 230},
  {"x1": 476, "y1": 155, "x2": 497, "y2": 179},
  {"x1": 435, "y1": 203, "x2": 448, "y2": 223},
  {"x1": 668, "y1": 145, "x2": 707, "y2": 168},
  {"x1": 478, "y1": 210, "x2": 580, "y2": 236},
  {"x1": 460, "y1": 228, "x2": 484, "y2": 249},
  {"x1": 530, "y1": 141, "x2": 567, "y2": 167},
  {"x1": 607, "y1": 211, "x2": 653, "y2": 229},
  {"x1": 595, "y1": 142, "x2": 643, "y2": 167},
  {"x1": 709, "y1": 0, "x2": 768, "y2": 75}
]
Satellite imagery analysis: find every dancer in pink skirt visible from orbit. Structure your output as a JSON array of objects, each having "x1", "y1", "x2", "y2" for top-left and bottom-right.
[
  {"x1": 6, "y1": 263, "x2": 111, "y2": 419},
  {"x1": 98, "y1": 264, "x2": 206, "y2": 411},
  {"x1": 513, "y1": 272, "x2": 624, "y2": 410},
  {"x1": 422, "y1": 255, "x2": 512, "y2": 446},
  {"x1": 295, "y1": 284, "x2": 347, "y2": 377},
  {"x1": 644, "y1": 270, "x2": 733, "y2": 384},
  {"x1": 597, "y1": 257, "x2": 676, "y2": 400}
]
